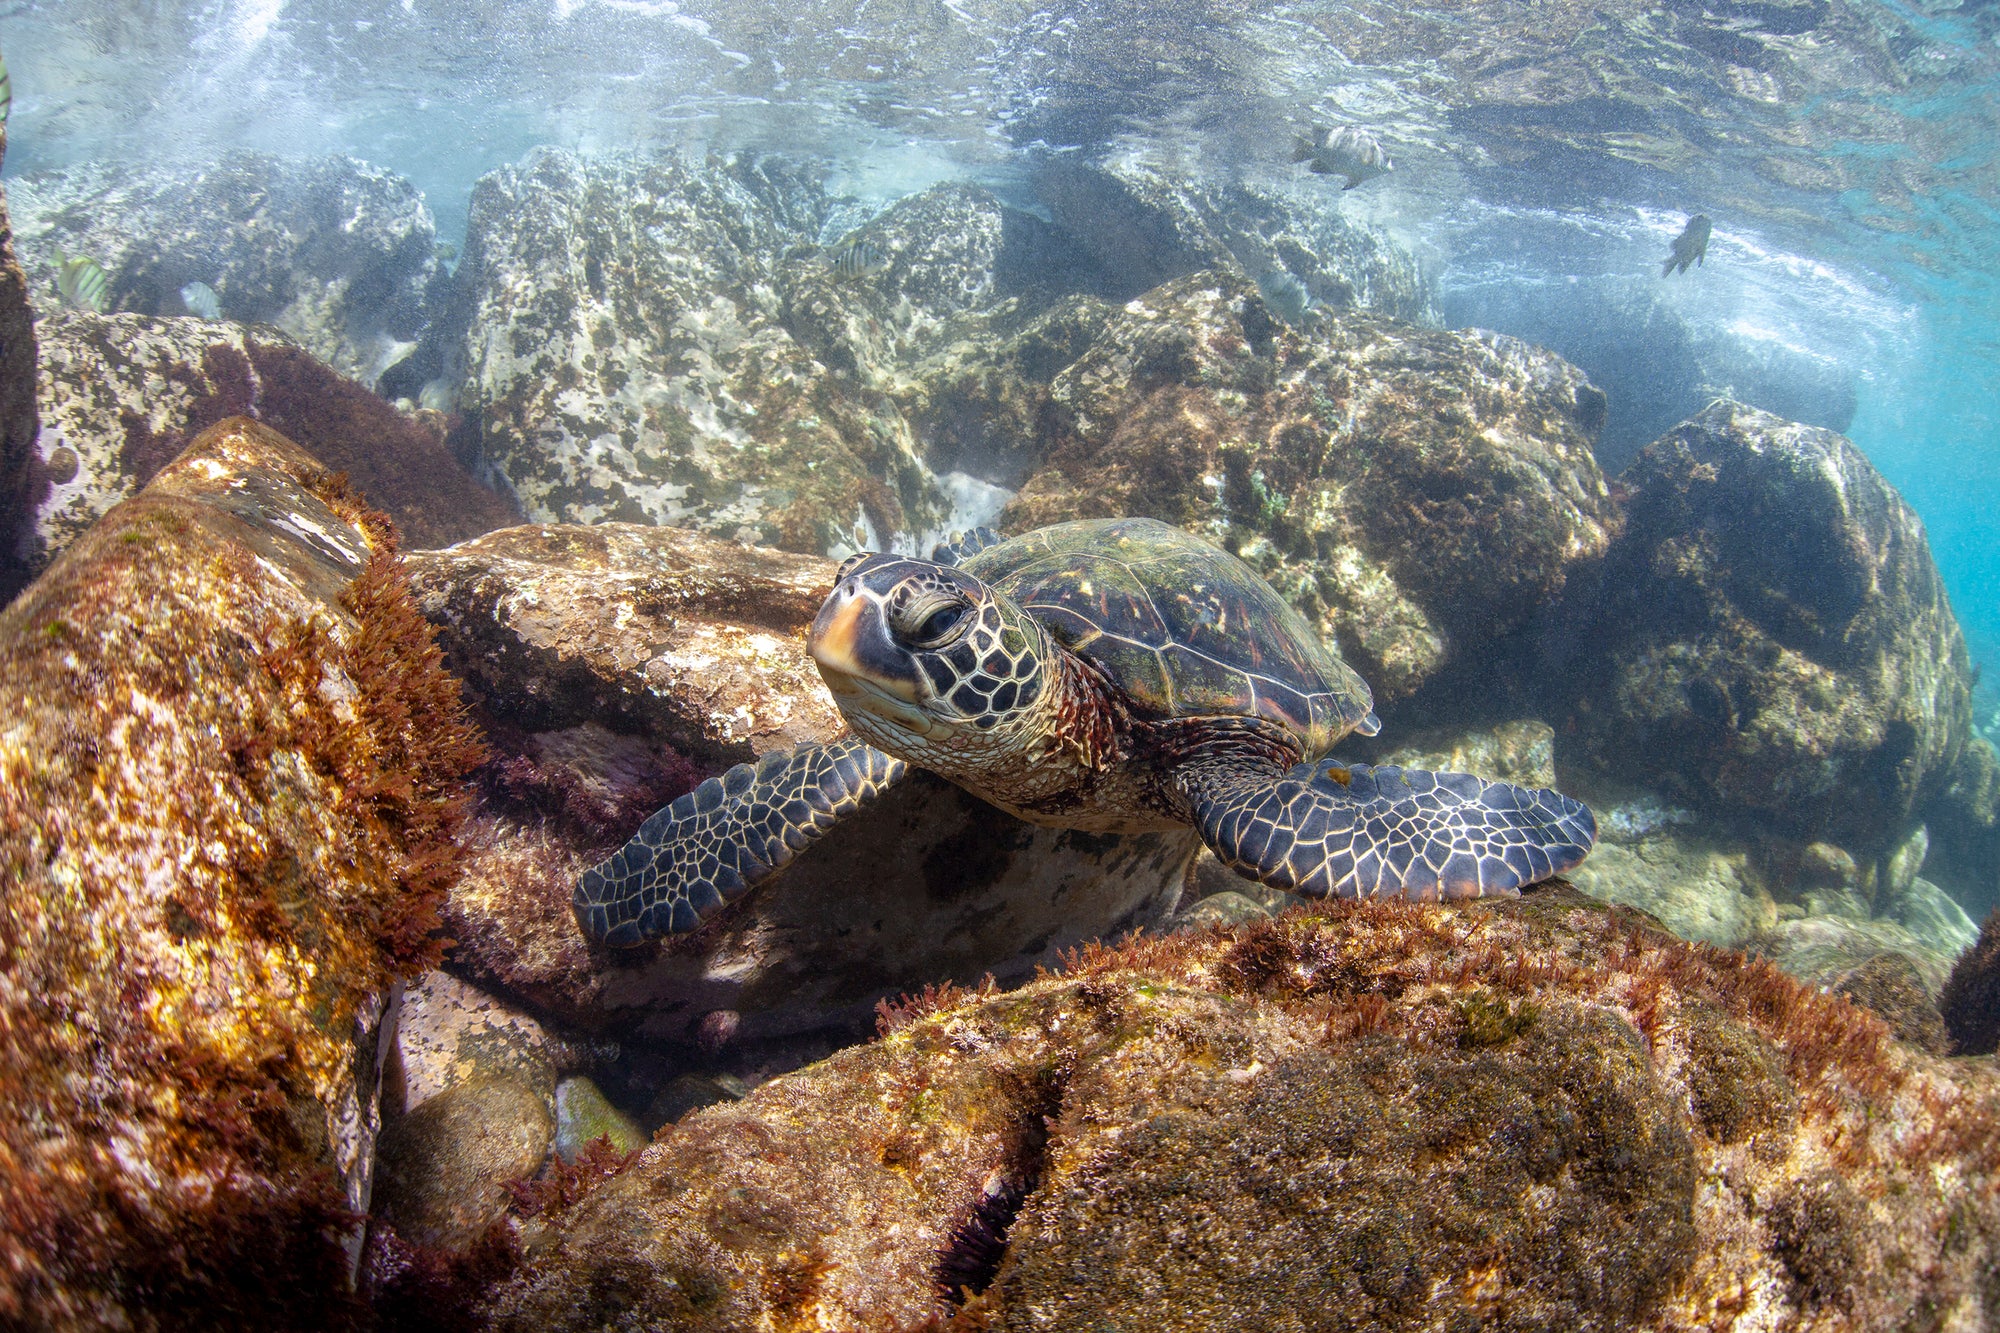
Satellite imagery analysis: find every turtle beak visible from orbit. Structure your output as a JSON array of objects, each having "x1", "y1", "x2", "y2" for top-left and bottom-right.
[{"x1": 810, "y1": 580, "x2": 930, "y2": 725}]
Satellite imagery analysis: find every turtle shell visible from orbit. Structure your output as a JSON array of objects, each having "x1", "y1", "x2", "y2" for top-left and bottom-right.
[{"x1": 958, "y1": 517, "x2": 1376, "y2": 757}]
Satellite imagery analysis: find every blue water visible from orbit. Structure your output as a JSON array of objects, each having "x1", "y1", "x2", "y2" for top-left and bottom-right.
[{"x1": 2, "y1": 0, "x2": 1997, "y2": 672}]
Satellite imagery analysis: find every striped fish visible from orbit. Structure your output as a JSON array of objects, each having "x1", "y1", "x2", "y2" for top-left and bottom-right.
[
  {"x1": 180, "y1": 280, "x2": 222, "y2": 320},
  {"x1": 825, "y1": 236, "x2": 887, "y2": 280},
  {"x1": 54, "y1": 251, "x2": 109, "y2": 313}
]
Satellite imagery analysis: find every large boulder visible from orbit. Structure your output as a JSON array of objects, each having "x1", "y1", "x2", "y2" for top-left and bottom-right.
[
  {"x1": 0, "y1": 121, "x2": 40, "y2": 604},
  {"x1": 1559, "y1": 400, "x2": 1972, "y2": 856},
  {"x1": 6, "y1": 153, "x2": 437, "y2": 386},
  {"x1": 451, "y1": 149, "x2": 955, "y2": 554},
  {"x1": 0, "y1": 417, "x2": 483, "y2": 1324},
  {"x1": 476, "y1": 889, "x2": 2000, "y2": 1331},
  {"x1": 1031, "y1": 154, "x2": 1437, "y2": 323},
  {"x1": 1006, "y1": 275, "x2": 1617, "y2": 702},
  {"x1": 406, "y1": 523, "x2": 1197, "y2": 1046},
  {"x1": 22, "y1": 311, "x2": 515, "y2": 576}
]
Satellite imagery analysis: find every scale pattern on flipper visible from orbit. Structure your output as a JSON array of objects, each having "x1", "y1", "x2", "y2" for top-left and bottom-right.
[
  {"x1": 1189, "y1": 760, "x2": 1596, "y2": 902},
  {"x1": 573, "y1": 736, "x2": 906, "y2": 946}
]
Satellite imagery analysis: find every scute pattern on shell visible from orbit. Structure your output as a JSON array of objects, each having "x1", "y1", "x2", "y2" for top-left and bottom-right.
[{"x1": 961, "y1": 517, "x2": 1374, "y2": 756}]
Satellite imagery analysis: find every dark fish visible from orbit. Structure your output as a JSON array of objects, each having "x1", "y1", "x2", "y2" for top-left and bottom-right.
[
  {"x1": 435, "y1": 239, "x2": 458, "y2": 264},
  {"x1": 180, "y1": 280, "x2": 221, "y2": 320},
  {"x1": 825, "y1": 236, "x2": 887, "y2": 280},
  {"x1": 1290, "y1": 125, "x2": 1392, "y2": 190},
  {"x1": 54, "y1": 251, "x2": 108, "y2": 312},
  {"x1": 1662, "y1": 214, "x2": 1712, "y2": 277},
  {"x1": 1, "y1": 51, "x2": 11, "y2": 125},
  {"x1": 1256, "y1": 269, "x2": 1314, "y2": 326}
]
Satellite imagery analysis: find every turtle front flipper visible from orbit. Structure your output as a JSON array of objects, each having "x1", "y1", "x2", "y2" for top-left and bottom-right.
[
  {"x1": 1179, "y1": 756, "x2": 1595, "y2": 902},
  {"x1": 574, "y1": 736, "x2": 907, "y2": 946}
]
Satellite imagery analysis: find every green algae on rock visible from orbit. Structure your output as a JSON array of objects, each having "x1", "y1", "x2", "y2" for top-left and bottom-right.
[
  {"x1": 0, "y1": 416, "x2": 483, "y2": 1325},
  {"x1": 1002, "y1": 274, "x2": 1617, "y2": 702},
  {"x1": 475, "y1": 887, "x2": 2000, "y2": 1331}
]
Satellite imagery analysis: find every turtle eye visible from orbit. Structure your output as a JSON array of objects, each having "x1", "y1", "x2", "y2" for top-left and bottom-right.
[{"x1": 897, "y1": 597, "x2": 970, "y2": 648}]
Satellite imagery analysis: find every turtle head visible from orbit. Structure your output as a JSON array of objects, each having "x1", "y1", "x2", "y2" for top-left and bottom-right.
[{"x1": 809, "y1": 552, "x2": 1051, "y2": 762}]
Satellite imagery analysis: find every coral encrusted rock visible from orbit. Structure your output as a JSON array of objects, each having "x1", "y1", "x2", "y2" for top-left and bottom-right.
[
  {"x1": 7, "y1": 152, "x2": 438, "y2": 385},
  {"x1": 453, "y1": 149, "x2": 951, "y2": 553},
  {"x1": 478, "y1": 888, "x2": 2000, "y2": 1331},
  {"x1": 0, "y1": 417, "x2": 484, "y2": 1325},
  {"x1": 1005, "y1": 275, "x2": 1617, "y2": 701},
  {"x1": 0, "y1": 118, "x2": 41, "y2": 605},
  {"x1": 1561, "y1": 399, "x2": 1972, "y2": 856},
  {"x1": 1942, "y1": 907, "x2": 2000, "y2": 1055},
  {"x1": 407, "y1": 523, "x2": 1195, "y2": 1045},
  {"x1": 23, "y1": 312, "x2": 515, "y2": 576}
]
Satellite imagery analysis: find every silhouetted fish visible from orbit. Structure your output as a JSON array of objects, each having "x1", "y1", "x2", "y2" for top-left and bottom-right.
[
  {"x1": 1290, "y1": 125, "x2": 1392, "y2": 190},
  {"x1": 1, "y1": 51, "x2": 11, "y2": 125},
  {"x1": 1256, "y1": 269, "x2": 1314, "y2": 326},
  {"x1": 825, "y1": 236, "x2": 887, "y2": 280},
  {"x1": 180, "y1": 280, "x2": 221, "y2": 320},
  {"x1": 54, "y1": 251, "x2": 108, "y2": 312},
  {"x1": 1662, "y1": 214, "x2": 1712, "y2": 277}
]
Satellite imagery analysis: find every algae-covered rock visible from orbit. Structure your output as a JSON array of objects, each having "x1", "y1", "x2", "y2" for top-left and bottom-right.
[
  {"x1": 552, "y1": 1076, "x2": 647, "y2": 1161},
  {"x1": 1563, "y1": 400, "x2": 1971, "y2": 855},
  {"x1": 480, "y1": 888, "x2": 2000, "y2": 1331},
  {"x1": 7, "y1": 152, "x2": 437, "y2": 384},
  {"x1": 373, "y1": 1075, "x2": 555, "y2": 1254},
  {"x1": 1942, "y1": 906, "x2": 2000, "y2": 1055},
  {"x1": 0, "y1": 122, "x2": 39, "y2": 605},
  {"x1": 24, "y1": 312, "x2": 514, "y2": 576},
  {"x1": 408, "y1": 522, "x2": 1195, "y2": 1044},
  {"x1": 454, "y1": 148, "x2": 949, "y2": 553},
  {"x1": 0, "y1": 417, "x2": 483, "y2": 1324},
  {"x1": 1005, "y1": 276, "x2": 1616, "y2": 701}
]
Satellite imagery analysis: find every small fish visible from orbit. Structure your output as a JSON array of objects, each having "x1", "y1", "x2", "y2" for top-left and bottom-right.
[
  {"x1": 1661, "y1": 214, "x2": 1712, "y2": 277},
  {"x1": 824, "y1": 236, "x2": 887, "y2": 280},
  {"x1": 417, "y1": 378, "x2": 457, "y2": 414},
  {"x1": 1, "y1": 51, "x2": 11, "y2": 125},
  {"x1": 180, "y1": 280, "x2": 221, "y2": 320},
  {"x1": 1290, "y1": 125, "x2": 1393, "y2": 190},
  {"x1": 434, "y1": 239, "x2": 458, "y2": 264},
  {"x1": 53, "y1": 250, "x2": 108, "y2": 312},
  {"x1": 1256, "y1": 269, "x2": 1314, "y2": 326}
]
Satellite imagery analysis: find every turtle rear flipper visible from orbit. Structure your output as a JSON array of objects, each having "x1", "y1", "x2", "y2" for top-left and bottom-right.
[
  {"x1": 574, "y1": 736, "x2": 906, "y2": 946},
  {"x1": 1180, "y1": 758, "x2": 1595, "y2": 902}
]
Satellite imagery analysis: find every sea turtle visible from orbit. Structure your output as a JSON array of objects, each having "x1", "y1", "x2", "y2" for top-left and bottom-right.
[{"x1": 575, "y1": 517, "x2": 1595, "y2": 945}]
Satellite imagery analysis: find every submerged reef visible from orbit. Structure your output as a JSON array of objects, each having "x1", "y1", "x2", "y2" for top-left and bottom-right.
[
  {"x1": 1559, "y1": 400, "x2": 1972, "y2": 856},
  {"x1": 477, "y1": 890, "x2": 2000, "y2": 1331},
  {"x1": 6, "y1": 152, "x2": 438, "y2": 385},
  {"x1": 0, "y1": 417, "x2": 483, "y2": 1324},
  {"x1": 0, "y1": 121, "x2": 38, "y2": 606},
  {"x1": 21, "y1": 311, "x2": 515, "y2": 580}
]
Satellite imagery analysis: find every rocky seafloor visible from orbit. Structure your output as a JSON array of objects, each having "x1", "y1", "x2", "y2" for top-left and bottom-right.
[{"x1": 0, "y1": 128, "x2": 1997, "y2": 1329}]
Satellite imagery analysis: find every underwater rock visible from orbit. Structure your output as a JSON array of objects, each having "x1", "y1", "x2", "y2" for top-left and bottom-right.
[
  {"x1": 1941, "y1": 906, "x2": 2000, "y2": 1055},
  {"x1": 1566, "y1": 823, "x2": 1774, "y2": 948},
  {"x1": 1031, "y1": 154, "x2": 1436, "y2": 323},
  {"x1": 477, "y1": 888, "x2": 2000, "y2": 1330},
  {"x1": 1921, "y1": 735, "x2": 2000, "y2": 922},
  {"x1": 1377, "y1": 717, "x2": 1558, "y2": 790},
  {"x1": 24, "y1": 312, "x2": 514, "y2": 578},
  {"x1": 384, "y1": 970, "x2": 581, "y2": 1120},
  {"x1": 1005, "y1": 275, "x2": 1617, "y2": 701},
  {"x1": 455, "y1": 148, "x2": 950, "y2": 554},
  {"x1": 551, "y1": 1076, "x2": 648, "y2": 1161},
  {"x1": 6, "y1": 152, "x2": 437, "y2": 385},
  {"x1": 1828, "y1": 951, "x2": 1951, "y2": 1055},
  {"x1": 0, "y1": 123, "x2": 39, "y2": 605},
  {"x1": 1561, "y1": 399, "x2": 1972, "y2": 856},
  {"x1": 0, "y1": 416, "x2": 483, "y2": 1324},
  {"x1": 373, "y1": 1074, "x2": 554, "y2": 1255},
  {"x1": 407, "y1": 522, "x2": 1195, "y2": 1045}
]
